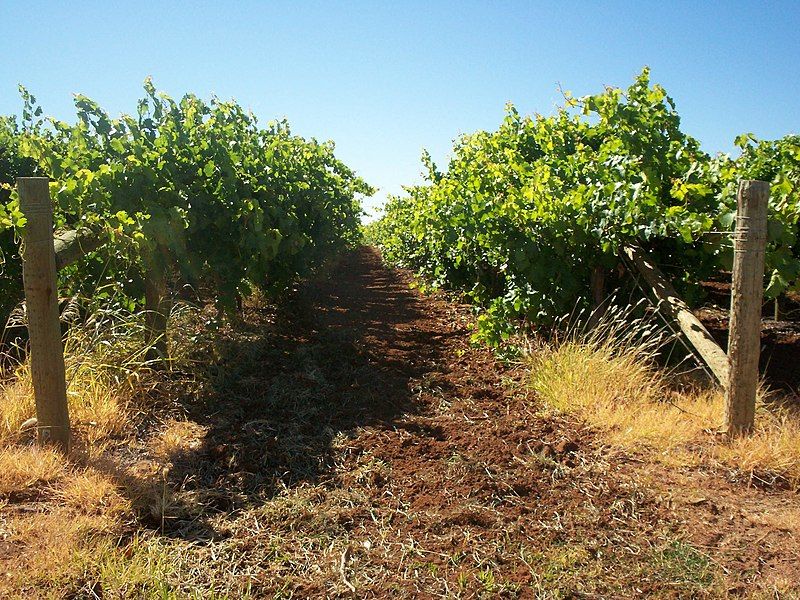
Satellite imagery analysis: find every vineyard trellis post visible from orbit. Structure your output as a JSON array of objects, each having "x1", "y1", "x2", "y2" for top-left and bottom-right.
[
  {"x1": 18, "y1": 177, "x2": 71, "y2": 451},
  {"x1": 144, "y1": 264, "x2": 169, "y2": 362},
  {"x1": 724, "y1": 180, "x2": 769, "y2": 436}
]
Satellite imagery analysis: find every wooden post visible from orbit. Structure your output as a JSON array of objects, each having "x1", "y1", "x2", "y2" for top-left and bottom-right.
[
  {"x1": 590, "y1": 266, "x2": 606, "y2": 310},
  {"x1": 586, "y1": 265, "x2": 607, "y2": 329},
  {"x1": 18, "y1": 178, "x2": 70, "y2": 451},
  {"x1": 725, "y1": 180, "x2": 769, "y2": 436},
  {"x1": 144, "y1": 266, "x2": 169, "y2": 363}
]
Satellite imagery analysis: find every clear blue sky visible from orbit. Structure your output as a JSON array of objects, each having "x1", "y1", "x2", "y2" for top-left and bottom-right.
[{"x1": 1, "y1": 1, "x2": 798, "y2": 219}]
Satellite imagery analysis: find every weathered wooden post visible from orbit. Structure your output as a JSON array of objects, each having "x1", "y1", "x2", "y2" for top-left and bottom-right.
[
  {"x1": 142, "y1": 245, "x2": 170, "y2": 363},
  {"x1": 724, "y1": 180, "x2": 769, "y2": 436},
  {"x1": 18, "y1": 177, "x2": 71, "y2": 451},
  {"x1": 144, "y1": 267, "x2": 169, "y2": 362}
]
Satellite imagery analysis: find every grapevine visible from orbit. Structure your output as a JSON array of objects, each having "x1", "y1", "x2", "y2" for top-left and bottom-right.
[
  {"x1": 371, "y1": 69, "x2": 800, "y2": 343},
  {"x1": 0, "y1": 81, "x2": 372, "y2": 330}
]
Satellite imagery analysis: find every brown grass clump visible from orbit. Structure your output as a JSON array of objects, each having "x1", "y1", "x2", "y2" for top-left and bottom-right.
[
  {"x1": 528, "y1": 306, "x2": 800, "y2": 488},
  {"x1": 0, "y1": 319, "x2": 140, "y2": 450},
  {"x1": 2, "y1": 510, "x2": 96, "y2": 589},
  {"x1": 0, "y1": 445, "x2": 65, "y2": 495},
  {"x1": 0, "y1": 312, "x2": 162, "y2": 597},
  {"x1": 56, "y1": 469, "x2": 131, "y2": 518},
  {"x1": 715, "y1": 400, "x2": 800, "y2": 484},
  {"x1": 149, "y1": 419, "x2": 207, "y2": 461}
]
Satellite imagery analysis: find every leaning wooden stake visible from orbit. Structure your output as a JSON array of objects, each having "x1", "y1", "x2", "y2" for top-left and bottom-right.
[
  {"x1": 624, "y1": 244, "x2": 729, "y2": 386},
  {"x1": 54, "y1": 227, "x2": 104, "y2": 271},
  {"x1": 18, "y1": 178, "x2": 71, "y2": 451},
  {"x1": 725, "y1": 180, "x2": 769, "y2": 436}
]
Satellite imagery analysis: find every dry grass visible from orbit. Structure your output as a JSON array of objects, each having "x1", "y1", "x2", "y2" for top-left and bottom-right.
[
  {"x1": 0, "y1": 319, "x2": 143, "y2": 449},
  {"x1": 2, "y1": 510, "x2": 99, "y2": 591},
  {"x1": 0, "y1": 445, "x2": 65, "y2": 495},
  {"x1": 0, "y1": 509, "x2": 181, "y2": 598},
  {"x1": 56, "y1": 469, "x2": 132, "y2": 518},
  {"x1": 716, "y1": 401, "x2": 800, "y2": 485},
  {"x1": 0, "y1": 299, "x2": 267, "y2": 598},
  {"x1": 527, "y1": 309, "x2": 800, "y2": 488},
  {"x1": 149, "y1": 419, "x2": 207, "y2": 461},
  {"x1": 0, "y1": 308, "x2": 192, "y2": 598}
]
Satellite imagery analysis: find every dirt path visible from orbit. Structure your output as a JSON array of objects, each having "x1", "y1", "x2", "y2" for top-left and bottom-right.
[{"x1": 155, "y1": 247, "x2": 799, "y2": 598}]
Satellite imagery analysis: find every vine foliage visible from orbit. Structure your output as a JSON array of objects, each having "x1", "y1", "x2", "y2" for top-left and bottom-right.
[{"x1": 371, "y1": 69, "x2": 800, "y2": 344}]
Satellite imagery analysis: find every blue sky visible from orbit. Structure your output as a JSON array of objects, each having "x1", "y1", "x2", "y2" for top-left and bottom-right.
[{"x1": 1, "y1": 1, "x2": 798, "y2": 218}]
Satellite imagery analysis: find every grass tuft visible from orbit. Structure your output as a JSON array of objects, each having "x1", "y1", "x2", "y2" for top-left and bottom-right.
[
  {"x1": 528, "y1": 304, "x2": 800, "y2": 488},
  {"x1": 0, "y1": 445, "x2": 65, "y2": 495},
  {"x1": 0, "y1": 307, "x2": 165, "y2": 597},
  {"x1": 56, "y1": 469, "x2": 131, "y2": 518},
  {"x1": 0, "y1": 314, "x2": 149, "y2": 449}
]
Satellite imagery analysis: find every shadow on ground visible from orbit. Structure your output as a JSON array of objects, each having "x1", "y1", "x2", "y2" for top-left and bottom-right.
[{"x1": 136, "y1": 247, "x2": 453, "y2": 540}]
